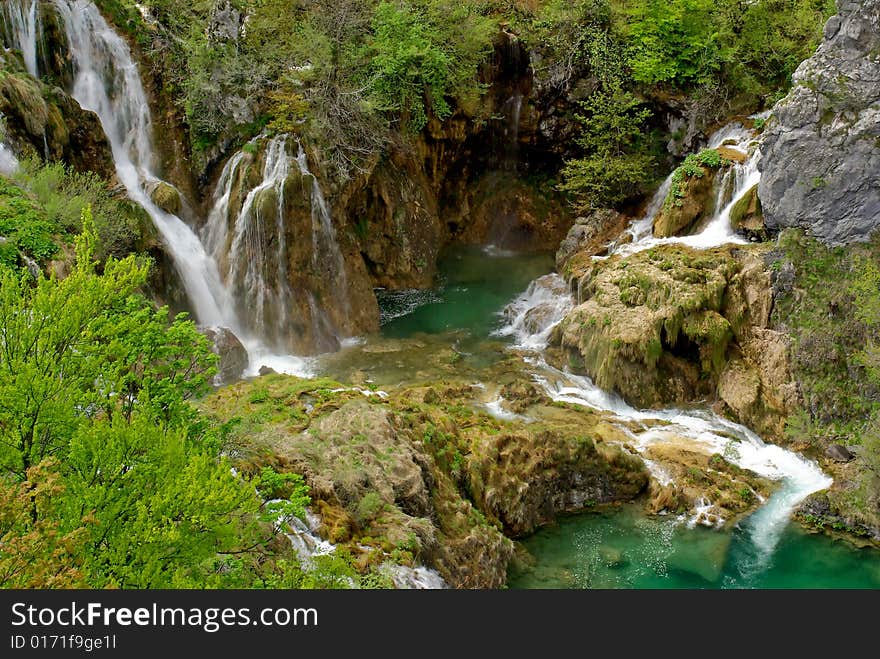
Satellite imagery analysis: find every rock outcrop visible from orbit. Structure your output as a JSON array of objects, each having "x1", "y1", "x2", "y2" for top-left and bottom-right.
[
  {"x1": 203, "y1": 375, "x2": 650, "y2": 588},
  {"x1": 759, "y1": 0, "x2": 880, "y2": 244},
  {"x1": 552, "y1": 244, "x2": 797, "y2": 437},
  {"x1": 0, "y1": 52, "x2": 114, "y2": 179}
]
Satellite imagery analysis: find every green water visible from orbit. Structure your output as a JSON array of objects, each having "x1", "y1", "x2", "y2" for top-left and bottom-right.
[
  {"x1": 355, "y1": 246, "x2": 880, "y2": 589},
  {"x1": 508, "y1": 504, "x2": 880, "y2": 589},
  {"x1": 378, "y1": 246, "x2": 553, "y2": 340}
]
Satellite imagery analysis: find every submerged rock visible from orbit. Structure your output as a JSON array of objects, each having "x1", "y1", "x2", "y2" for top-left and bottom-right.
[{"x1": 759, "y1": 0, "x2": 880, "y2": 244}]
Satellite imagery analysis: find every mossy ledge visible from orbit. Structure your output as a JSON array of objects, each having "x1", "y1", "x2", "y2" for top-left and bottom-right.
[{"x1": 201, "y1": 374, "x2": 649, "y2": 588}]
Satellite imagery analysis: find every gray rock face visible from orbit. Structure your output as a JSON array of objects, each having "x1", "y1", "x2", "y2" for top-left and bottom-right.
[{"x1": 759, "y1": 0, "x2": 880, "y2": 244}]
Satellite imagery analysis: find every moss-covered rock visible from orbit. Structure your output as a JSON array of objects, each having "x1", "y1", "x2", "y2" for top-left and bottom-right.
[
  {"x1": 147, "y1": 181, "x2": 182, "y2": 215},
  {"x1": 729, "y1": 184, "x2": 767, "y2": 241},
  {"x1": 202, "y1": 373, "x2": 651, "y2": 587},
  {"x1": 552, "y1": 242, "x2": 795, "y2": 437},
  {"x1": 0, "y1": 54, "x2": 114, "y2": 179},
  {"x1": 654, "y1": 168, "x2": 718, "y2": 238}
]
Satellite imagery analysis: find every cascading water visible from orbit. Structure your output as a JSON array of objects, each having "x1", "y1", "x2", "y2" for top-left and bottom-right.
[
  {"x1": 295, "y1": 142, "x2": 350, "y2": 334},
  {"x1": 1, "y1": 0, "x2": 41, "y2": 77},
  {"x1": 497, "y1": 276, "x2": 833, "y2": 576},
  {"x1": 0, "y1": 140, "x2": 19, "y2": 175},
  {"x1": 48, "y1": 0, "x2": 233, "y2": 327},
  {"x1": 6, "y1": 0, "x2": 311, "y2": 376},
  {"x1": 608, "y1": 117, "x2": 765, "y2": 258},
  {"x1": 203, "y1": 135, "x2": 294, "y2": 349}
]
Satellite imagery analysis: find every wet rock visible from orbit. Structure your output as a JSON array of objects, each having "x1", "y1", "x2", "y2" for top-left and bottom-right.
[
  {"x1": 729, "y1": 185, "x2": 767, "y2": 242},
  {"x1": 258, "y1": 365, "x2": 277, "y2": 377},
  {"x1": 202, "y1": 327, "x2": 248, "y2": 384},
  {"x1": 653, "y1": 169, "x2": 718, "y2": 238},
  {"x1": 825, "y1": 444, "x2": 855, "y2": 462},
  {"x1": 759, "y1": 0, "x2": 880, "y2": 244},
  {"x1": 146, "y1": 180, "x2": 181, "y2": 215},
  {"x1": 0, "y1": 55, "x2": 114, "y2": 178}
]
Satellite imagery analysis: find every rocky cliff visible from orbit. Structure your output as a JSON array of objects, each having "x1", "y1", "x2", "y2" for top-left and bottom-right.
[{"x1": 759, "y1": 0, "x2": 880, "y2": 244}]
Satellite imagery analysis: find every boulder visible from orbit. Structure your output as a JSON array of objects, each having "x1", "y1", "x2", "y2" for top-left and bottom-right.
[
  {"x1": 653, "y1": 169, "x2": 718, "y2": 238},
  {"x1": 759, "y1": 0, "x2": 880, "y2": 244},
  {"x1": 202, "y1": 327, "x2": 248, "y2": 384},
  {"x1": 825, "y1": 444, "x2": 855, "y2": 462},
  {"x1": 147, "y1": 181, "x2": 182, "y2": 215}
]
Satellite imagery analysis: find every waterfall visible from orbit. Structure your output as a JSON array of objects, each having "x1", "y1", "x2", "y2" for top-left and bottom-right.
[
  {"x1": 497, "y1": 280, "x2": 833, "y2": 569},
  {"x1": 204, "y1": 135, "x2": 293, "y2": 348},
  {"x1": 283, "y1": 507, "x2": 447, "y2": 589},
  {"x1": 609, "y1": 116, "x2": 765, "y2": 258},
  {"x1": 48, "y1": 0, "x2": 234, "y2": 328},
  {"x1": 295, "y1": 142, "x2": 350, "y2": 331},
  {"x1": 2, "y1": 0, "x2": 311, "y2": 376},
  {"x1": 0, "y1": 141, "x2": 19, "y2": 175},
  {"x1": 1, "y1": 0, "x2": 41, "y2": 77}
]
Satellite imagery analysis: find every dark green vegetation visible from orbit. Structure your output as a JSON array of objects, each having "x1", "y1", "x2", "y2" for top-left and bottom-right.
[
  {"x1": 773, "y1": 230, "x2": 880, "y2": 535},
  {"x1": 97, "y1": 0, "x2": 831, "y2": 194}
]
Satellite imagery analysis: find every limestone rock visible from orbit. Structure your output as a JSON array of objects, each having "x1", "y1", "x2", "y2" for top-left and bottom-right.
[
  {"x1": 825, "y1": 444, "x2": 855, "y2": 462},
  {"x1": 202, "y1": 327, "x2": 248, "y2": 385},
  {"x1": 759, "y1": 0, "x2": 880, "y2": 244},
  {"x1": 147, "y1": 181, "x2": 181, "y2": 215},
  {"x1": 556, "y1": 208, "x2": 628, "y2": 272},
  {"x1": 653, "y1": 169, "x2": 717, "y2": 238}
]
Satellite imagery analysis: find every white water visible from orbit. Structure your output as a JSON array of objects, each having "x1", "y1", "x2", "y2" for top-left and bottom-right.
[
  {"x1": 0, "y1": 141, "x2": 19, "y2": 175},
  {"x1": 1, "y1": 0, "x2": 41, "y2": 77},
  {"x1": 282, "y1": 507, "x2": 446, "y2": 589},
  {"x1": 295, "y1": 142, "x2": 349, "y2": 323},
  {"x1": 499, "y1": 278, "x2": 832, "y2": 564},
  {"x1": 205, "y1": 135, "x2": 294, "y2": 347},
  {"x1": 608, "y1": 118, "x2": 766, "y2": 258},
  {"x1": 18, "y1": 0, "x2": 311, "y2": 377},
  {"x1": 494, "y1": 274, "x2": 572, "y2": 350}
]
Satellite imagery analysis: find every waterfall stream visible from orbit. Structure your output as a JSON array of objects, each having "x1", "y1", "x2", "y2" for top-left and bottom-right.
[
  {"x1": 3, "y1": 0, "x2": 311, "y2": 376},
  {"x1": 498, "y1": 273, "x2": 833, "y2": 572},
  {"x1": 0, "y1": 140, "x2": 19, "y2": 175},
  {"x1": 608, "y1": 116, "x2": 764, "y2": 258},
  {"x1": 204, "y1": 135, "x2": 293, "y2": 349},
  {"x1": 1, "y1": 0, "x2": 41, "y2": 77}
]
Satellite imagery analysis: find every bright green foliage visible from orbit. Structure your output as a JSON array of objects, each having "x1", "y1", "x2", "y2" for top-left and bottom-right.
[
  {"x1": 0, "y1": 176, "x2": 58, "y2": 262},
  {"x1": 560, "y1": 83, "x2": 656, "y2": 210},
  {"x1": 61, "y1": 420, "x2": 262, "y2": 588},
  {"x1": 368, "y1": 1, "x2": 495, "y2": 131},
  {"x1": 665, "y1": 148, "x2": 728, "y2": 209},
  {"x1": 624, "y1": 0, "x2": 725, "y2": 87}
]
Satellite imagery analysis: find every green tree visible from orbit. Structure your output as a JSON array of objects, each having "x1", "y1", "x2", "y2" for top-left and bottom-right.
[{"x1": 560, "y1": 82, "x2": 656, "y2": 210}]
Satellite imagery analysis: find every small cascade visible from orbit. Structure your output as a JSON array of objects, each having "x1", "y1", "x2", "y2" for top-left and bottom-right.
[
  {"x1": 0, "y1": 140, "x2": 19, "y2": 174},
  {"x1": 609, "y1": 116, "x2": 766, "y2": 258},
  {"x1": 295, "y1": 142, "x2": 349, "y2": 330},
  {"x1": 283, "y1": 507, "x2": 447, "y2": 589},
  {"x1": 1, "y1": 0, "x2": 42, "y2": 77},
  {"x1": 494, "y1": 273, "x2": 571, "y2": 351},
  {"x1": 205, "y1": 135, "x2": 294, "y2": 349},
  {"x1": 498, "y1": 280, "x2": 833, "y2": 567}
]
